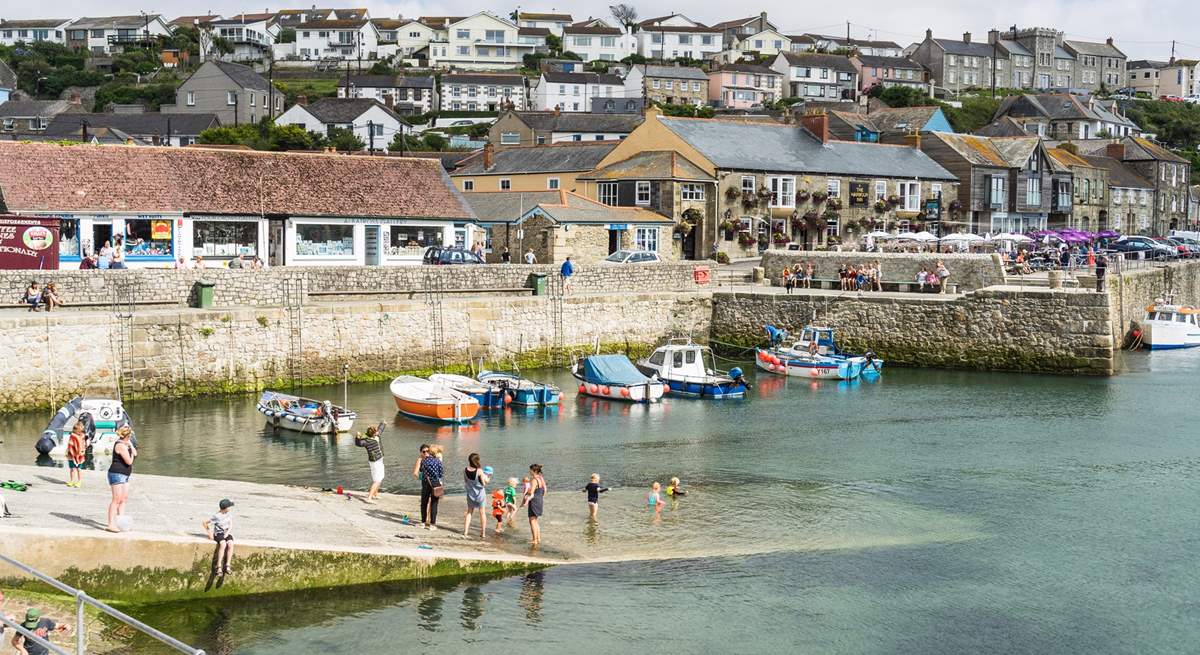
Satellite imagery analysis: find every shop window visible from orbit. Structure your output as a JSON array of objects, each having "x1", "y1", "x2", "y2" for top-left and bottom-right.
[
  {"x1": 193, "y1": 221, "x2": 258, "y2": 258},
  {"x1": 387, "y1": 226, "x2": 443, "y2": 255},
  {"x1": 635, "y1": 226, "x2": 659, "y2": 252},
  {"x1": 58, "y1": 218, "x2": 81, "y2": 258},
  {"x1": 124, "y1": 218, "x2": 174, "y2": 257},
  {"x1": 295, "y1": 223, "x2": 355, "y2": 256}
]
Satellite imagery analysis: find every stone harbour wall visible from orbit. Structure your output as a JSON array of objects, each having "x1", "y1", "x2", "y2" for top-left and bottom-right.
[
  {"x1": 760, "y1": 250, "x2": 1006, "y2": 292},
  {"x1": 0, "y1": 291, "x2": 712, "y2": 411},
  {"x1": 711, "y1": 288, "x2": 1115, "y2": 375},
  {"x1": 1107, "y1": 259, "x2": 1200, "y2": 338},
  {"x1": 0, "y1": 263, "x2": 708, "y2": 308}
]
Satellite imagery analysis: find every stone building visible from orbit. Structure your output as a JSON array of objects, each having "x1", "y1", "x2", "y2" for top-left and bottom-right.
[
  {"x1": 1074, "y1": 138, "x2": 1192, "y2": 233},
  {"x1": 1082, "y1": 155, "x2": 1155, "y2": 234},
  {"x1": 1047, "y1": 146, "x2": 1108, "y2": 231},
  {"x1": 623, "y1": 65, "x2": 710, "y2": 106},
  {"x1": 990, "y1": 93, "x2": 1140, "y2": 139},
  {"x1": 451, "y1": 142, "x2": 616, "y2": 193},
  {"x1": 489, "y1": 109, "x2": 643, "y2": 146}
]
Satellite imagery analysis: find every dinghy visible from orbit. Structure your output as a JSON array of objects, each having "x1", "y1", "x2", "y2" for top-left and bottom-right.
[
  {"x1": 35, "y1": 397, "x2": 134, "y2": 457},
  {"x1": 257, "y1": 391, "x2": 356, "y2": 434},
  {"x1": 429, "y1": 373, "x2": 508, "y2": 409},
  {"x1": 477, "y1": 370, "x2": 561, "y2": 407},
  {"x1": 390, "y1": 375, "x2": 481, "y2": 423}
]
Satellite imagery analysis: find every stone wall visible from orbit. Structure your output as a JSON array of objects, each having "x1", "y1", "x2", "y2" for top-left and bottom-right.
[
  {"x1": 1107, "y1": 259, "x2": 1200, "y2": 337},
  {"x1": 760, "y1": 250, "x2": 1006, "y2": 291},
  {"x1": 0, "y1": 263, "x2": 708, "y2": 308},
  {"x1": 0, "y1": 291, "x2": 712, "y2": 411},
  {"x1": 711, "y1": 288, "x2": 1114, "y2": 375}
]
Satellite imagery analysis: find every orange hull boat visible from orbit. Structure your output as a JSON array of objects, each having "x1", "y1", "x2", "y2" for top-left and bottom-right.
[{"x1": 389, "y1": 376, "x2": 480, "y2": 423}]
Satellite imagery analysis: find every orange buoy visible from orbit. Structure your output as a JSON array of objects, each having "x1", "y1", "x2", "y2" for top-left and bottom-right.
[
  {"x1": 620, "y1": 387, "x2": 630, "y2": 398},
  {"x1": 588, "y1": 384, "x2": 598, "y2": 394},
  {"x1": 578, "y1": 384, "x2": 586, "y2": 393},
  {"x1": 601, "y1": 385, "x2": 611, "y2": 395},
  {"x1": 663, "y1": 384, "x2": 671, "y2": 394},
  {"x1": 809, "y1": 368, "x2": 821, "y2": 377}
]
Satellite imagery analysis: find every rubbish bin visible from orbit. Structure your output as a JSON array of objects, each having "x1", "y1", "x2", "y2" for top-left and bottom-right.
[
  {"x1": 194, "y1": 280, "x2": 216, "y2": 308},
  {"x1": 528, "y1": 273, "x2": 548, "y2": 296}
]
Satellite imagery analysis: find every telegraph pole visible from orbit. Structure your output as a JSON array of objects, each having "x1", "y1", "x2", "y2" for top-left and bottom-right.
[{"x1": 368, "y1": 120, "x2": 375, "y2": 151}]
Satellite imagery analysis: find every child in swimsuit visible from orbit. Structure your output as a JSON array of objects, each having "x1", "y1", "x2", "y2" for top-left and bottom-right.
[
  {"x1": 519, "y1": 476, "x2": 532, "y2": 508},
  {"x1": 491, "y1": 489, "x2": 507, "y2": 533},
  {"x1": 582, "y1": 473, "x2": 609, "y2": 521},
  {"x1": 666, "y1": 477, "x2": 687, "y2": 498},
  {"x1": 504, "y1": 477, "x2": 519, "y2": 527},
  {"x1": 648, "y1": 482, "x2": 664, "y2": 514}
]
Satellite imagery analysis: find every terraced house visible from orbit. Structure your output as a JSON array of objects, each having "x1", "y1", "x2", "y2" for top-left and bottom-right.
[
  {"x1": 770, "y1": 52, "x2": 859, "y2": 101},
  {"x1": 636, "y1": 14, "x2": 723, "y2": 61},
  {"x1": 337, "y1": 75, "x2": 437, "y2": 115},
  {"x1": 708, "y1": 64, "x2": 782, "y2": 109},
  {"x1": 1074, "y1": 138, "x2": 1191, "y2": 233},
  {"x1": 1082, "y1": 155, "x2": 1155, "y2": 233},
  {"x1": 624, "y1": 65, "x2": 709, "y2": 106},
  {"x1": 990, "y1": 93, "x2": 1140, "y2": 139},
  {"x1": 562, "y1": 21, "x2": 633, "y2": 63},
  {"x1": 1063, "y1": 38, "x2": 1126, "y2": 91},
  {"x1": 1046, "y1": 146, "x2": 1108, "y2": 231},
  {"x1": 441, "y1": 73, "x2": 527, "y2": 111},
  {"x1": 0, "y1": 19, "x2": 72, "y2": 46}
]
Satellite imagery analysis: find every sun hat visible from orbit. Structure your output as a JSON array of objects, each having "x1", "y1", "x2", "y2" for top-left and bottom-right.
[{"x1": 22, "y1": 608, "x2": 41, "y2": 629}]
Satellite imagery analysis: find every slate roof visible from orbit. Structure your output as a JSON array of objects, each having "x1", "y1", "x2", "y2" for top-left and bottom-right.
[
  {"x1": 44, "y1": 113, "x2": 221, "y2": 138},
  {"x1": 0, "y1": 99, "x2": 85, "y2": 118},
  {"x1": 1123, "y1": 137, "x2": 1188, "y2": 163},
  {"x1": 1127, "y1": 60, "x2": 1166, "y2": 70},
  {"x1": 563, "y1": 25, "x2": 622, "y2": 36},
  {"x1": 578, "y1": 151, "x2": 712, "y2": 181},
  {"x1": 403, "y1": 151, "x2": 476, "y2": 172},
  {"x1": 303, "y1": 98, "x2": 406, "y2": 124},
  {"x1": 523, "y1": 191, "x2": 672, "y2": 224},
  {"x1": 0, "y1": 60, "x2": 16, "y2": 91},
  {"x1": 1063, "y1": 39, "x2": 1125, "y2": 59},
  {"x1": 997, "y1": 39, "x2": 1030, "y2": 57},
  {"x1": 636, "y1": 65, "x2": 709, "y2": 81},
  {"x1": 0, "y1": 141, "x2": 474, "y2": 220},
  {"x1": 933, "y1": 38, "x2": 997, "y2": 58},
  {"x1": 296, "y1": 19, "x2": 369, "y2": 29},
  {"x1": 518, "y1": 12, "x2": 573, "y2": 21},
  {"x1": 1046, "y1": 146, "x2": 1097, "y2": 172},
  {"x1": 518, "y1": 27, "x2": 551, "y2": 37},
  {"x1": 974, "y1": 116, "x2": 1034, "y2": 137},
  {"x1": 371, "y1": 19, "x2": 405, "y2": 29},
  {"x1": 209, "y1": 60, "x2": 271, "y2": 91},
  {"x1": 463, "y1": 191, "x2": 562, "y2": 222},
  {"x1": 1053, "y1": 46, "x2": 1075, "y2": 60},
  {"x1": 996, "y1": 93, "x2": 1094, "y2": 121},
  {"x1": 863, "y1": 106, "x2": 943, "y2": 135},
  {"x1": 710, "y1": 16, "x2": 764, "y2": 30},
  {"x1": 442, "y1": 73, "x2": 526, "y2": 86},
  {"x1": 659, "y1": 116, "x2": 955, "y2": 179},
  {"x1": 511, "y1": 111, "x2": 643, "y2": 133},
  {"x1": 336, "y1": 75, "x2": 435, "y2": 89},
  {"x1": 990, "y1": 136, "x2": 1040, "y2": 167},
  {"x1": 776, "y1": 52, "x2": 858, "y2": 74},
  {"x1": 168, "y1": 15, "x2": 222, "y2": 28},
  {"x1": 210, "y1": 13, "x2": 277, "y2": 24},
  {"x1": 69, "y1": 15, "x2": 163, "y2": 29},
  {"x1": 855, "y1": 55, "x2": 922, "y2": 69},
  {"x1": 542, "y1": 71, "x2": 623, "y2": 85},
  {"x1": 1081, "y1": 155, "x2": 1154, "y2": 189},
  {"x1": 0, "y1": 19, "x2": 71, "y2": 28},
  {"x1": 808, "y1": 34, "x2": 902, "y2": 50},
  {"x1": 453, "y1": 142, "x2": 616, "y2": 175}
]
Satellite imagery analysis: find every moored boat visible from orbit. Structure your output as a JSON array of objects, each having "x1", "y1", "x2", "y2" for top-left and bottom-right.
[
  {"x1": 477, "y1": 370, "x2": 561, "y2": 406},
  {"x1": 390, "y1": 375, "x2": 481, "y2": 423},
  {"x1": 35, "y1": 397, "x2": 134, "y2": 457},
  {"x1": 636, "y1": 339, "x2": 747, "y2": 399},
  {"x1": 257, "y1": 391, "x2": 356, "y2": 434},
  {"x1": 572, "y1": 354, "x2": 666, "y2": 403},
  {"x1": 429, "y1": 373, "x2": 508, "y2": 409},
  {"x1": 755, "y1": 348, "x2": 865, "y2": 380},
  {"x1": 1141, "y1": 304, "x2": 1200, "y2": 350},
  {"x1": 787, "y1": 325, "x2": 884, "y2": 375}
]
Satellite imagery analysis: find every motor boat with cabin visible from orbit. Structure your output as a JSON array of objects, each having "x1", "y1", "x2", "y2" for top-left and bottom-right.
[
  {"x1": 429, "y1": 373, "x2": 508, "y2": 409},
  {"x1": 477, "y1": 370, "x2": 561, "y2": 407},
  {"x1": 390, "y1": 375, "x2": 481, "y2": 423},
  {"x1": 257, "y1": 391, "x2": 357, "y2": 434},
  {"x1": 572, "y1": 354, "x2": 666, "y2": 403},
  {"x1": 636, "y1": 340, "x2": 747, "y2": 398},
  {"x1": 790, "y1": 326, "x2": 884, "y2": 375},
  {"x1": 1140, "y1": 303, "x2": 1200, "y2": 350},
  {"x1": 755, "y1": 325, "x2": 867, "y2": 380},
  {"x1": 35, "y1": 397, "x2": 134, "y2": 457}
]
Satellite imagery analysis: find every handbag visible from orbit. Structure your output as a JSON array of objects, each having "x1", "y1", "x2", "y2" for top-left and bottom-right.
[{"x1": 431, "y1": 479, "x2": 445, "y2": 498}]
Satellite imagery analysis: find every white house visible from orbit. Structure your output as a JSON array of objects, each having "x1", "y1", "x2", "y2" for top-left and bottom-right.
[
  {"x1": 393, "y1": 19, "x2": 439, "y2": 62},
  {"x1": 0, "y1": 19, "x2": 72, "y2": 46},
  {"x1": 428, "y1": 13, "x2": 535, "y2": 70},
  {"x1": 275, "y1": 98, "x2": 407, "y2": 152},
  {"x1": 516, "y1": 12, "x2": 574, "y2": 37},
  {"x1": 636, "y1": 14, "x2": 723, "y2": 61},
  {"x1": 441, "y1": 73, "x2": 528, "y2": 111},
  {"x1": 337, "y1": 75, "x2": 438, "y2": 114},
  {"x1": 66, "y1": 15, "x2": 172, "y2": 55},
  {"x1": 562, "y1": 22, "x2": 634, "y2": 62},
  {"x1": 294, "y1": 18, "x2": 380, "y2": 60},
  {"x1": 533, "y1": 71, "x2": 625, "y2": 112},
  {"x1": 207, "y1": 14, "x2": 278, "y2": 62},
  {"x1": 771, "y1": 51, "x2": 860, "y2": 101}
]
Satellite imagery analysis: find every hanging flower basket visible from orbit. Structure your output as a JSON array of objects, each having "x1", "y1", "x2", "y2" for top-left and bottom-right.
[
  {"x1": 719, "y1": 219, "x2": 736, "y2": 232},
  {"x1": 790, "y1": 215, "x2": 804, "y2": 231},
  {"x1": 873, "y1": 199, "x2": 887, "y2": 212},
  {"x1": 886, "y1": 194, "x2": 901, "y2": 207},
  {"x1": 795, "y1": 189, "x2": 811, "y2": 204},
  {"x1": 825, "y1": 197, "x2": 843, "y2": 211},
  {"x1": 814, "y1": 216, "x2": 828, "y2": 230},
  {"x1": 725, "y1": 187, "x2": 741, "y2": 201},
  {"x1": 827, "y1": 235, "x2": 842, "y2": 246},
  {"x1": 772, "y1": 231, "x2": 789, "y2": 244},
  {"x1": 674, "y1": 221, "x2": 694, "y2": 236},
  {"x1": 756, "y1": 187, "x2": 773, "y2": 199},
  {"x1": 948, "y1": 199, "x2": 962, "y2": 214},
  {"x1": 812, "y1": 190, "x2": 828, "y2": 203},
  {"x1": 742, "y1": 196, "x2": 758, "y2": 210},
  {"x1": 822, "y1": 209, "x2": 840, "y2": 221},
  {"x1": 737, "y1": 231, "x2": 757, "y2": 247}
]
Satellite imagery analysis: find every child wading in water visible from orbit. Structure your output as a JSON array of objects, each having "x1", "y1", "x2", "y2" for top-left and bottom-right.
[
  {"x1": 504, "y1": 477, "x2": 519, "y2": 528},
  {"x1": 203, "y1": 499, "x2": 235, "y2": 575},
  {"x1": 491, "y1": 488, "x2": 507, "y2": 533},
  {"x1": 582, "y1": 473, "x2": 609, "y2": 521},
  {"x1": 65, "y1": 422, "x2": 86, "y2": 488},
  {"x1": 648, "y1": 482, "x2": 665, "y2": 514},
  {"x1": 666, "y1": 477, "x2": 687, "y2": 499}
]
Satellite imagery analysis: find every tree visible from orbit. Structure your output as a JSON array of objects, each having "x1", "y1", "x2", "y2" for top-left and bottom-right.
[
  {"x1": 546, "y1": 34, "x2": 564, "y2": 57},
  {"x1": 610, "y1": 4, "x2": 639, "y2": 32},
  {"x1": 422, "y1": 132, "x2": 449, "y2": 151},
  {"x1": 620, "y1": 53, "x2": 648, "y2": 65},
  {"x1": 210, "y1": 36, "x2": 234, "y2": 56},
  {"x1": 278, "y1": 27, "x2": 296, "y2": 44},
  {"x1": 327, "y1": 126, "x2": 365, "y2": 152},
  {"x1": 198, "y1": 124, "x2": 269, "y2": 149},
  {"x1": 92, "y1": 82, "x2": 178, "y2": 112},
  {"x1": 941, "y1": 95, "x2": 1000, "y2": 133},
  {"x1": 877, "y1": 86, "x2": 932, "y2": 108},
  {"x1": 368, "y1": 60, "x2": 394, "y2": 75}
]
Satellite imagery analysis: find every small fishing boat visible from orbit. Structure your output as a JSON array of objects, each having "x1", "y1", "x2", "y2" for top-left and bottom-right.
[
  {"x1": 1141, "y1": 303, "x2": 1200, "y2": 350},
  {"x1": 757, "y1": 325, "x2": 866, "y2": 380},
  {"x1": 257, "y1": 391, "x2": 357, "y2": 434},
  {"x1": 390, "y1": 375, "x2": 481, "y2": 423},
  {"x1": 429, "y1": 373, "x2": 508, "y2": 409},
  {"x1": 477, "y1": 370, "x2": 561, "y2": 406},
  {"x1": 636, "y1": 340, "x2": 748, "y2": 399},
  {"x1": 791, "y1": 325, "x2": 885, "y2": 375},
  {"x1": 572, "y1": 354, "x2": 666, "y2": 403},
  {"x1": 35, "y1": 397, "x2": 134, "y2": 457}
]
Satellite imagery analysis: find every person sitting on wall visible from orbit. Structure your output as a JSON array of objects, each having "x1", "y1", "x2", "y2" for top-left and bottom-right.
[
  {"x1": 40, "y1": 283, "x2": 63, "y2": 312},
  {"x1": 21, "y1": 281, "x2": 41, "y2": 312}
]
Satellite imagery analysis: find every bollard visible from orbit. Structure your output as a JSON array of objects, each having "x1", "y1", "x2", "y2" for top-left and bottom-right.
[
  {"x1": 752, "y1": 267, "x2": 764, "y2": 284},
  {"x1": 1047, "y1": 270, "x2": 1063, "y2": 289}
]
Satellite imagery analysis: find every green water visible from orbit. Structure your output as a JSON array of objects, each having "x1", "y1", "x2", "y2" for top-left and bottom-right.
[{"x1": 2, "y1": 351, "x2": 1198, "y2": 653}]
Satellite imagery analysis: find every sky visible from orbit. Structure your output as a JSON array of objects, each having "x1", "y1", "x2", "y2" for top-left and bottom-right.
[{"x1": 4, "y1": 0, "x2": 1199, "y2": 61}]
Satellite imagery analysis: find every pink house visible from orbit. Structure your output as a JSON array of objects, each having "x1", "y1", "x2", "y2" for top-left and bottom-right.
[
  {"x1": 852, "y1": 54, "x2": 927, "y2": 94},
  {"x1": 708, "y1": 64, "x2": 783, "y2": 109}
]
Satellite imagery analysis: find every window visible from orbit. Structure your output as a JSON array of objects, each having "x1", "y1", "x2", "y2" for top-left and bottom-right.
[
  {"x1": 692, "y1": 81, "x2": 701, "y2": 91},
  {"x1": 599, "y1": 182, "x2": 618, "y2": 206},
  {"x1": 665, "y1": 80, "x2": 674, "y2": 90},
  {"x1": 741, "y1": 176, "x2": 755, "y2": 194},
  {"x1": 768, "y1": 176, "x2": 795, "y2": 207},
  {"x1": 574, "y1": 36, "x2": 592, "y2": 46},
  {"x1": 463, "y1": 180, "x2": 475, "y2": 191},
  {"x1": 652, "y1": 79, "x2": 661, "y2": 89},
  {"x1": 226, "y1": 91, "x2": 236, "y2": 105},
  {"x1": 295, "y1": 223, "x2": 354, "y2": 257},
  {"x1": 458, "y1": 46, "x2": 470, "y2": 55},
  {"x1": 485, "y1": 30, "x2": 504, "y2": 43},
  {"x1": 500, "y1": 179, "x2": 512, "y2": 190},
  {"x1": 874, "y1": 180, "x2": 886, "y2": 201},
  {"x1": 500, "y1": 132, "x2": 520, "y2": 145},
  {"x1": 825, "y1": 215, "x2": 839, "y2": 237},
  {"x1": 388, "y1": 226, "x2": 443, "y2": 253},
  {"x1": 826, "y1": 179, "x2": 840, "y2": 198},
  {"x1": 548, "y1": 178, "x2": 560, "y2": 190},
  {"x1": 186, "y1": 91, "x2": 195, "y2": 106},
  {"x1": 636, "y1": 181, "x2": 651, "y2": 205},
  {"x1": 572, "y1": 134, "x2": 582, "y2": 141},
  {"x1": 456, "y1": 29, "x2": 470, "y2": 39},
  {"x1": 900, "y1": 181, "x2": 920, "y2": 211},
  {"x1": 931, "y1": 183, "x2": 942, "y2": 198},
  {"x1": 990, "y1": 175, "x2": 1006, "y2": 206},
  {"x1": 122, "y1": 219, "x2": 174, "y2": 257},
  {"x1": 679, "y1": 35, "x2": 692, "y2": 45},
  {"x1": 250, "y1": 94, "x2": 256, "y2": 107},
  {"x1": 702, "y1": 35, "x2": 713, "y2": 46},
  {"x1": 681, "y1": 183, "x2": 705, "y2": 201},
  {"x1": 193, "y1": 221, "x2": 258, "y2": 258},
  {"x1": 635, "y1": 226, "x2": 659, "y2": 252},
  {"x1": 536, "y1": 135, "x2": 547, "y2": 145},
  {"x1": 1025, "y1": 178, "x2": 1041, "y2": 206}
]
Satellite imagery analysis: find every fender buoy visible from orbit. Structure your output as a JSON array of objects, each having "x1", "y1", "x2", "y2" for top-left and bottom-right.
[
  {"x1": 578, "y1": 384, "x2": 586, "y2": 393},
  {"x1": 588, "y1": 384, "x2": 598, "y2": 394},
  {"x1": 620, "y1": 387, "x2": 630, "y2": 398},
  {"x1": 507, "y1": 392, "x2": 515, "y2": 403},
  {"x1": 663, "y1": 384, "x2": 671, "y2": 394},
  {"x1": 601, "y1": 385, "x2": 611, "y2": 395},
  {"x1": 809, "y1": 368, "x2": 821, "y2": 377}
]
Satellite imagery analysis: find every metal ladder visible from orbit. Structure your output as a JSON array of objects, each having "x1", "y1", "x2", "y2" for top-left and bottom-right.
[
  {"x1": 424, "y1": 271, "x2": 446, "y2": 372},
  {"x1": 547, "y1": 272, "x2": 564, "y2": 366},
  {"x1": 110, "y1": 282, "x2": 136, "y2": 401},
  {"x1": 283, "y1": 276, "x2": 305, "y2": 392}
]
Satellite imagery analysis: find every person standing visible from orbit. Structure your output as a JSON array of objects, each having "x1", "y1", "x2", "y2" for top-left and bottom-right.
[
  {"x1": 935, "y1": 260, "x2": 951, "y2": 294},
  {"x1": 355, "y1": 424, "x2": 385, "y2": 503},
  {"x1": 65, "y1": 422, "x2": 86, "y2": 488},
  {"x1": 11, "y1": 608, "x2": 70, "y2": 655},
  {"x1": 418, "y1": 445, "x2": 445, "y2": 530},
  {"x1": 500, "y1": 247, "x2": 511, "y2": 263},
  {"x1": 105, "y1": 426, "x2": 136, "y2": 532},
  {"x1": 1095, "y1": 254, "x2": 1107, "y2": 293},
  {"x1": 110, "y1": 236, "x2": 126, "y2": 270},
  {"x1": 524, "y1": 248, "x2": 537, "y2": 264},
  {"x1": 524, "y1": 464, "x2": 546, "y2": 546},
  {"x1": 582, "y1": 473, "x2": 608, "y2": 522},
  {"x1": 462, "y1": 453, "x2": 491, "y2": 539},
  {"x1": 560, "y1": 256, "x2": 575, "y2": 294}
]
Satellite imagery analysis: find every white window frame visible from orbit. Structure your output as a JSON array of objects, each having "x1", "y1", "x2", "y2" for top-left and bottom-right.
[
  {"x1": 768, "y1": 176, "x2": 795, "y2": 208},
  {"x1": 500, "y1": 178, "x2": 512, "y2": 190},
  {"x1": 874, "y1": 180, "x2": 886, "y2": 201},
  {"x1": 635, "y1": 181, "x2": 651, "y2": 205},
  {"x1": 826, "y1": 179, "x2": 841, "y2": 198},
  {"x1": 635, "y1": 226, "x2": 659, "y2": 252},
  {"x1": 226, "y1": 91, "x2": 237, "y2": 106},
  {"x1": 598, "y1": 182, "x2": 618, "y2": 206},
  {"x1": 1025, "y1": 178, "x2": 1041, "y2": 206},
  {"x1": 990, "y1": 175, "x2": 1006, "y2": 206},
  {"x1": 186, "y1": 91, "x2": 195, "y2": 106},
  {"x1": 681, "y1": 183, "x2": 705, "y2": 201},
  {"x1": 900, "y1": 181, "x2": 920, "y2": 211},
  {"x1": 548, "y1": 177, "x2": 560, "y2": 190},
  {"x1": 500, "y1": 132, "x2": 521, "y2": 145},
  {"x1": 741, "y1": 176, "x2": 755, "y2": 194}
]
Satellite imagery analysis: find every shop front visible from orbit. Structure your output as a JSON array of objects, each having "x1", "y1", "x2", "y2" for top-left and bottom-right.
[
  {"x1": 50, "y1": 213, "x2": 181, "y2": 268},
  {"x1": 184, "y1": 215, "x2": 269, "y2": 265},
  {"x1": 283, "y1": 217, "x2": 481, "y2": 267}
]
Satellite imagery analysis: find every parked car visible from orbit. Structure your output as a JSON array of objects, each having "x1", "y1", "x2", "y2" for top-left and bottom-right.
[
  {"x1": 422, "y1": 246, "x2": 484, "y2": 265},
  {"x1": 1110, "y1": 236, "x2": 1176, "y2": 261},
  {"x1": 1166, "y1": 237, "x2": 1200, "y2": 258},
  {"x1": 1184, "y1": 95, "x2": 1200, "y2": 105},
  {"x1": 1159, "y1": 95, "x2": 1185, "y2": 103},
  {"x1": 602, "y1": 249, "x2": 661, "y2": 264}
]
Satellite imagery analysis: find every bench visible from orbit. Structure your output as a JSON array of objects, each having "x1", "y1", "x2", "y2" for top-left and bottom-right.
[{"x1": 308, "y1": 287, "x2": 533, "y2": 301}]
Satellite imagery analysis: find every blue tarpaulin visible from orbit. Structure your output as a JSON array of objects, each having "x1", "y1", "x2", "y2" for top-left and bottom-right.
[{"x1": 580, "y1": 354, "x2": 650, "y2": 385}]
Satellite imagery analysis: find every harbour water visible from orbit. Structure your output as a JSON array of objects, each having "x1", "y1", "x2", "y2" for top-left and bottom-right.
[{"x1": 2, "y1": 351, "x2": 1198, "y2": 653}]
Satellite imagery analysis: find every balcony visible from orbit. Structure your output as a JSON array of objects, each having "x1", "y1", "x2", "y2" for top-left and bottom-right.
[{"x1": 107, "y1": 33, "x2": 156, "y2": 47}]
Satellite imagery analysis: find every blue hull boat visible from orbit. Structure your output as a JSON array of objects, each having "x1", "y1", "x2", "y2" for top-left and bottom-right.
[
  {"x1": 636, "y1": 340, "x2": 748, "y2": 399},
  {"x1": 477, "y1": 371, "x2": 561, "y2": 407},
  {"x1": 429, "y1": 374, "x2": 508, "y2": 409},
  {"x1": 766, "y1": 325, "x2": 884, "y2": 376}
]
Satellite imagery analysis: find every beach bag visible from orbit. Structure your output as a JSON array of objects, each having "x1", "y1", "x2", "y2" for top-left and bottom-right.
[{"x1": 432, "y1": 479, "x2": 445, "y2": 498}]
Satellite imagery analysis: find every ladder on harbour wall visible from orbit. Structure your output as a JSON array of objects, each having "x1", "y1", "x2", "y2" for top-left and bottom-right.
[
  {"x1": 424, "y1": 271, "x2": 446, "y2": 372},
  {"x1": 110, "y1": 282, "x2": 136, "y2": 401},
  {"x1": 546, "y1": 272, "x2": 564, "y2": 366},
  {"x1": 283, "y1": 276, "x2": 305, "y2": 393}
]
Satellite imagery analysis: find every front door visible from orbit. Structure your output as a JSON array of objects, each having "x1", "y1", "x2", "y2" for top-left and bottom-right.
[
  {"x1": 608, "y1": 229, "x2": 621, "y2": 254},
  {"x1": 269, "y1": 221, "x2": 285, "y2": 267},
  {"x1": 681, "y1": 223, "x2": 697, "y2": 260},
  {"x1": 364, "y1": 225, "x2": 380, "y2": 265}
]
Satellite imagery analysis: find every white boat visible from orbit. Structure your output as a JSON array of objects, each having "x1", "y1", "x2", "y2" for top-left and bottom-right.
[
  {"x1": 636, "y1": 340, "x2": 748, "y2": 399},
  {"x1": 429, "y1": 373, "x2": 508, "y2": 409},
  {"x1": 390, "y1": 376, "x2": 481, "y2": 423},
  {"x1": 35, "y1": 397, "x2": 133, "y2": 457},
  {"x1": 257, "y1": 391, "x2": 356, "y2": 434},
  {"x1": 1141, "y1": 304, "x2": 1200, "y2": 350},
  {"x1": 572, "y1": 354, "x2": 666, "y2": 403}
]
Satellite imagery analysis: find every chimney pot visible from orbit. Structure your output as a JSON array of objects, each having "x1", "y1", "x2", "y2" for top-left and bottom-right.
[
  {"x1": 297, "y1": 94, "x2": 308, "y2": 106},
  {"x1": 925, "y1": 28, "x2": 932, "y2": 41},
  {"x1": 903, "y1": 129, "x2": 921, "y2": 149},
  {"x1": 1106, "y1": 37, "x2": 1113, "y2": 46},
  {"x1": 963, "y1": 32, "x2": 971, "y2": 44},
  {"x1": 483, "y1": 142, "x2": 495, "y2": 170},
  {"x1": 988, "y1": 29, "x2": 999, "y2": 45},
  {"x1": 1105, "y1": 142, "x2": 1125, "y2": 160}
]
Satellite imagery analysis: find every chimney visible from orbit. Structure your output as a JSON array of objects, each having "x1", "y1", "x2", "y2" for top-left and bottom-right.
[
  {"x1": 483, "y1": 142, "x2": 495, "y2": 170},
  {"x1": 554, "y1": 104, "x2": 561, "y2": 116},
  {"x1": 903, "y1": 129, "x2": 921, "y2": 149},
  {"x1": 297, "y1": 94, "x2": 308, "y2": 106},
  {"x1": 759, "y1": 11, "x2": 768, "y2": 30},
  {"x1": 1106, "y1": 37, "x2": 1113, "y2": 46},
  {"x1": 799, "y1": 110, "x2": 829, "y2": 145},
  {"x1": 383, "y1": 93, "x2": 394, "y2": 110},
  {"x1": 962, "y1": 32, "x2": 971, "y2": 44},
  {"x1": 988, "y1": 29, "x2": 999, "y2": 45},
  {"x1": 1105, "y1": 142, "x2": 1125, "y2": 160},
  {"x1": 925, "y1": 28, "x2": 933, "y2": 41}
]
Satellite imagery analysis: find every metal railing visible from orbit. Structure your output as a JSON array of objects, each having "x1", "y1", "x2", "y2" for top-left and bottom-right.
[{"x1": 0, "y1": 554, "x2": 205, "y2": 655}]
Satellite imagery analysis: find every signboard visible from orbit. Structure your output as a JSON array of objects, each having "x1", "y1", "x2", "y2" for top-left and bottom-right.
[
  {"x1": 849, "y1": 181, "x2": 870, "y2": 206},
  {"x1": 924, "y1": 198, "x2": 941, "y2": 220},
  {"x1": 151, "y1": 219, "x2": 172, "y2": 240},
  {"x1": 0, "y1": 216, "x2": 60, "y2": 270},
  {"x1": 607, "y1": 224, "x2": 629, "y2": 231}
]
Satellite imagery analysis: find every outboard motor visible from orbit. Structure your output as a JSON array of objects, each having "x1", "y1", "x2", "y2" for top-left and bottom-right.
[
  {"x1": 78, "y1": 412, "x2": 96, "y2": 443},
  {"x1": 34, "y1": 432, "x2": 56, "y2": 456}
]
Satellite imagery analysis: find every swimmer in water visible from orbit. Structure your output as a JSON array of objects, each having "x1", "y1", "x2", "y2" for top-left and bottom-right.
[
  {"x1": 582, "y1": 473, "x2": 609, "y2": 521},
  {"x1": 666, "y1": 477, "x2": 687, "y2": 498},
  {"x1": 647, "y1": 481, "x2": 664, "y2": 514}
]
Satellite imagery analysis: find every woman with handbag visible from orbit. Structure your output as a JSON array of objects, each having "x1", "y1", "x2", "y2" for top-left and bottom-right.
[{"x1": 419, "y1": 445, "x2": 445, "y2": 530}]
